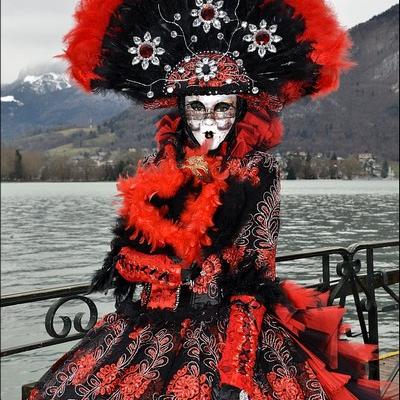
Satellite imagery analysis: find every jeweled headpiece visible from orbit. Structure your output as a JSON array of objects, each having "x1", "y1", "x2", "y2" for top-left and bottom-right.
[{"x1": 64, "y1": 0, "x2": 352, "y2": 111}]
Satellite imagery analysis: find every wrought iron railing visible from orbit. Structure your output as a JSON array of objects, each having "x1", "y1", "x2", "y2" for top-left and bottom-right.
[{"x1": 1, "y1": 240, "x2": 398, "y2": 398}]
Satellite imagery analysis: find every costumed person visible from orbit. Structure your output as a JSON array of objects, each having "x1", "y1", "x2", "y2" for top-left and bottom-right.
[{"x1": 29, "y1": 1, "x2": 384, "y2": 399}]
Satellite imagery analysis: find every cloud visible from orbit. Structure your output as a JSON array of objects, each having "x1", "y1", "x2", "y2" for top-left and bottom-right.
[
  {"x1": 2, "y1": 0, "x2": 76, "y2": 83},
  {"x1": 17, "y1": 61, "x2": 67, "y2": 80},
  {"x1": 328, "y1": 0, "x2": 399, "y2": 27}
]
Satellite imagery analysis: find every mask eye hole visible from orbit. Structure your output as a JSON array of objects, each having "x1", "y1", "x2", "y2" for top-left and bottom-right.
[
  {"x1": 214, "y1": 102, "x2": 233, "y2": 112},
  {"x1": 189, "y1": 101, "x2": 206, "y2": 111}
]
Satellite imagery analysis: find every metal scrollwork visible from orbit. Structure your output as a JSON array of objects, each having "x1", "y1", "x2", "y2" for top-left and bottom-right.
[
  {"x1": 330, "y1": 254, "x2": 379, "y2": 346},
  {"x1": 45, "y1": 295, "x2": 98, "y2": 339}
]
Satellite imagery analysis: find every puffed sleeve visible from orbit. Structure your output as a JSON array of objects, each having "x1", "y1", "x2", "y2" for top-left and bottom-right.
[
  {"x1": 90, "y1": 151, "x2": 184, "y2": 307},
  {"x1": 216, "y1": 151, "x2": 282, "y2": 397}
]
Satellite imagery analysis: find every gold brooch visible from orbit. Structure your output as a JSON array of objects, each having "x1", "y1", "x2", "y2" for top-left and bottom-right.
[{"x1": 181, "y1": 155, "x2": 210, "y2": 178}]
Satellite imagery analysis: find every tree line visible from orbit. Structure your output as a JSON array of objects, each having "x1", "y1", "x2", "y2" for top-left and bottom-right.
[
  {"x1": 1, "y1": 146, "x2": 143, "y2": 182},
  {"x1": 283, "y1": 152, "x2": 394, "y2": 180},
  {"x1": 1, "y1": 146, "x2": 397, "y2": 182}
]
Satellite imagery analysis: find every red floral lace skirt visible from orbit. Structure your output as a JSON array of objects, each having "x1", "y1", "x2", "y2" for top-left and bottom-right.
[{"x1": 29, "y1": 281, "x2": 383, "y2": 400}]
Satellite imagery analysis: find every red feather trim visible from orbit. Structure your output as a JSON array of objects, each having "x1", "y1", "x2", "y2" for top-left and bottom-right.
[
  {"x1": 63, "y1": 0, "x2": 124, "y2": 91},
  {"x1": 232, "y1": 110, "x2": 284, "y2": 157},
  {"x1": 115, "y1": 246, "x2": 181, "y2": 287},
  {"x1": 153, "y1": 111, "x2": 282, "y2": 181},
  {"x1": 280, "y1": 80, "x2": 306, "y2": 104},
  {"x1": 155, "y1": 115, "x2": 182, "y2": 148},
  {"x1": 283, "y1": 0, "x2": 354, "y2": 99},
  {"x1": 117, "y1": 146, "x2": 228, "y2": 265},
  {"x1": 117, "y1": 157, "x2": 185, "y2": 251},
  {"x1": 154, "y1": 111, "x2": 283, "y2": 160}
]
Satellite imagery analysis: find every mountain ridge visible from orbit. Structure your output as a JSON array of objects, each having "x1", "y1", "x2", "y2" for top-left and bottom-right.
[
  {"x1": 279, "y1": 4, "x2": 399, "y2": 160},
  {"x1": 1, "y1": 71, "x2": 130, "y2": 139}
]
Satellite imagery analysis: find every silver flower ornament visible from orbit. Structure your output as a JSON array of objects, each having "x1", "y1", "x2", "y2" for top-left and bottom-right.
[
  {"x1": 243, "y1": 20, "x2": 282, "y2": 58},
  {"x1": 128, "y1": 32, "x2": 166, "y2": 70},
  {"x1": 191, "y1": 0, "x2": 229, "y2": 33},
  {"x1": 195, "y1": 58, "x2": 218, "y2": 82}
]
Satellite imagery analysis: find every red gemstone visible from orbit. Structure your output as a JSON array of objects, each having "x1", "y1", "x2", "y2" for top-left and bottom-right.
[
  {"x1": 201, "y1": 5, "x2": 216, "y2": 21},
  {"x1": 255, "y1": 31, "x2": 270, "y2": 45},
  {"x1": 138, "y1": 44, "x2": 154, "y2": 59}
]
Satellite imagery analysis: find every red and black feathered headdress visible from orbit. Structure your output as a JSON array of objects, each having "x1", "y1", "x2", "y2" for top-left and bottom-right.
[{"x1": 64, "y1": 0, "x2": 352, "y2": 111}]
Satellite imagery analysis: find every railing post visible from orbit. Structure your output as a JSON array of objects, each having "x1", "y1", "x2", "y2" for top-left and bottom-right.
[
  {"x1": 322, "y1": 254, "x2": 330, "y2": 289},
  {"x1": 333, "y1": 256, "x2": 370, "y2": 343},
  {"x1": 366, "y1": 248, "x2": 380, "y2": 380}
]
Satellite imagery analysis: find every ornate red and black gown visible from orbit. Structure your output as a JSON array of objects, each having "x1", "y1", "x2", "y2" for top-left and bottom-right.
[{"x1": 30, "y1": 115, "x2": 382, "y2": 400}]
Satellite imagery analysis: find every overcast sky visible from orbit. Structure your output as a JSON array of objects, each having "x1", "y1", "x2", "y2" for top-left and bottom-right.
[{"x1": 1, "y1": 0, "x2": 399, "y2": 84}]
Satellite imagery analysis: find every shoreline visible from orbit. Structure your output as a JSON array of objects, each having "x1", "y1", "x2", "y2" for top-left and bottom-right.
[{"x1": 2, "y1": 178, "x2": 399, "y2": 184}]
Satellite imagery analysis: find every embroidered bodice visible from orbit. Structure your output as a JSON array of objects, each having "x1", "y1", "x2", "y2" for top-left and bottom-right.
[{"x1": 112, "y1": 148, "x2": 280, "y2": 310}]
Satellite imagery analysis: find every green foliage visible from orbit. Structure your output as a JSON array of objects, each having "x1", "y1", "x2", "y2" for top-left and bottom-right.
[
  {"x1": 1, "y1": 144, "x2": 398, "y2": 182},
  {"x1": 1, "y1": 145, "x2": 143, "y2": 181},
  {"x1": 279, "y1": 152, "x2": 394, "y2": 180},
  {"x1": 381, "y1": 160, "x2": 389, "y2": 178},
  {"x1": 14, "y1": 150, "x2": 23, "y2": 180},
  {"x1": 286, "y1": 166, "x2": 297, "y2": 180}
]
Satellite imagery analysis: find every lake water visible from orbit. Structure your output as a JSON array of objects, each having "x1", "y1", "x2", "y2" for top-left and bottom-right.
[{"x1": 1, "y1": 180, "x2": 399, "y2": 399}]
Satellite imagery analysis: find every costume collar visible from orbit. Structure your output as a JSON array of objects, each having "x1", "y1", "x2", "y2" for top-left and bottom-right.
[{"x1": 155, "y1": 111, "x2": 282, "y2": 159}]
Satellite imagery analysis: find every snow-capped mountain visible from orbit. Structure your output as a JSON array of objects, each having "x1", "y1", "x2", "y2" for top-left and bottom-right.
[
  {"x1": 1, "y1": 71, "x2": 130, "y2": 139},
  {"x1": 22, "y1": 73, "x2": 72, "y2": 94}
]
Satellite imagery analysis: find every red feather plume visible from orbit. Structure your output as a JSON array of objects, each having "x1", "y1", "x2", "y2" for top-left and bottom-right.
[
  {"x1": 63, "y1": 0, "x2": 124, "y2": 91},
  {"x1": 283, "y1": 0, "x2": 354, "y2": 99}
]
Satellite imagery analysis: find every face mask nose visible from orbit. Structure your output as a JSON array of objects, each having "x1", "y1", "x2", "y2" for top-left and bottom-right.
[{"x1": 203, "y1": 115, "x2": 216, "y2": 126}]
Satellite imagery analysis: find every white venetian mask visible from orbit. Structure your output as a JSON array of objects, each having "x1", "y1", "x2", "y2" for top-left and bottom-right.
[{"x1": 185, "y1": 94, "x2": 237, "y2": 150}]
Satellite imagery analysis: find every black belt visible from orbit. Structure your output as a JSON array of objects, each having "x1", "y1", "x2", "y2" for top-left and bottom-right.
[{"x1": 176, "y1": 285, "x2": 223, "y2": 310}]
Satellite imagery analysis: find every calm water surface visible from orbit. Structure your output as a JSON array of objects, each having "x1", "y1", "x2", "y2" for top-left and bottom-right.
[{"x1": 1, "y1": 180, "x2": 399, "y2": 399}]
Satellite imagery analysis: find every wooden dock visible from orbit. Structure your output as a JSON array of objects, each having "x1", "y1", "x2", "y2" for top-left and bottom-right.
[{"x1": 380, "y1": 351, "x2": 399, "y2": 400}]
